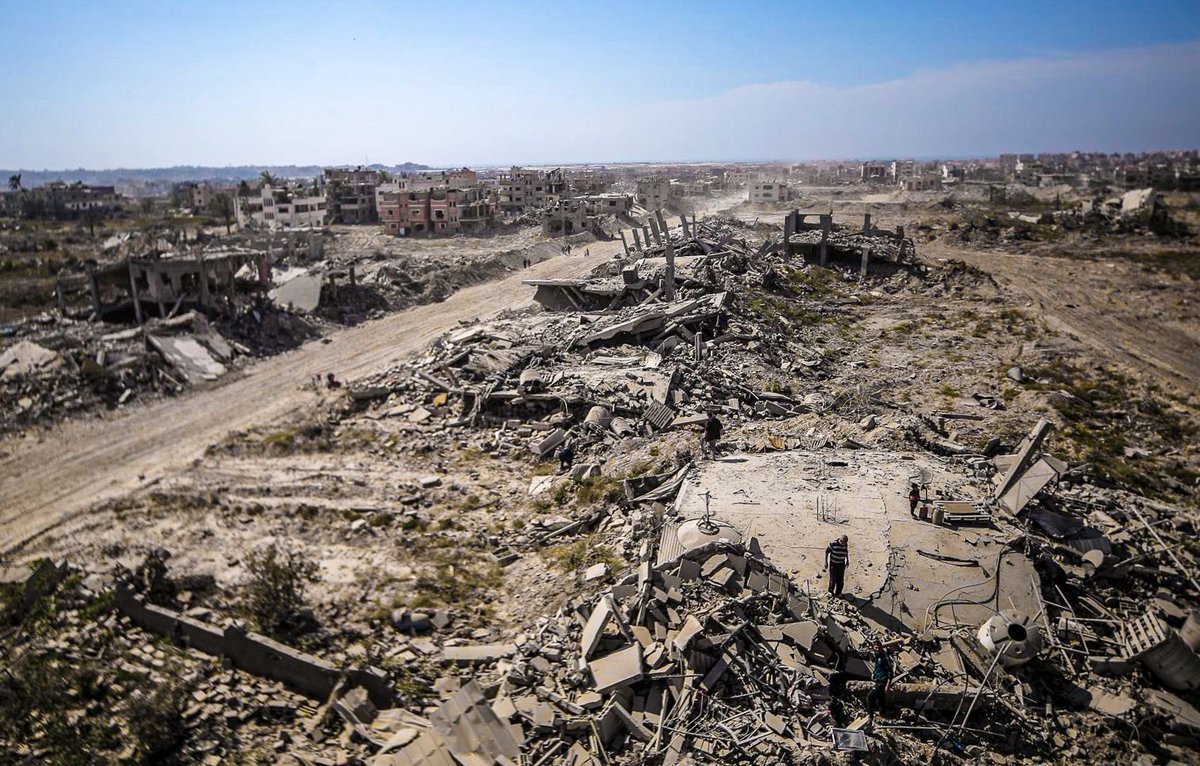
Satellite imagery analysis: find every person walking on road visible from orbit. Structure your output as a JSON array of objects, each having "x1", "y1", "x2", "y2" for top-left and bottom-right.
[{"x1": 823, "y1": 535, "x2": 849, "y2": 595}]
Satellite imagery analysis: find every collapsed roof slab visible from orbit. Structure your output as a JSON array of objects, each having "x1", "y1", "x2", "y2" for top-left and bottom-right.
[{"x1": 672, "y1": 450, "x2": 1041, "y2": 635}]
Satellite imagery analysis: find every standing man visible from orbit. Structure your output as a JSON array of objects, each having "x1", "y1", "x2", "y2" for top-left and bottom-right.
[
  {"x1": 700, "y1": 411, "x2": 723, "y2": 459},
  {"x1": 823, "y1": 535, "x2": 849, "y2": 596},
  {"x1": 908, "y1": 482, "x2": 921, "y2": 518},
  {"x1": 557, "y1": 440, "x2": 575, "y2": 474},
  {"x1": 866, "y1": 638, "x2": 900, "y2": 723}
]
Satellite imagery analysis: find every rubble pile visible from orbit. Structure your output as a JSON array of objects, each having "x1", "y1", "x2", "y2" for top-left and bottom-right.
[
  {"x1": 5, "y1": 209, "x2": 1199, "y2": 765},
  {"x1": 927, "y1": 187, "x2": 1190, "y2": 248},
  {"x1": 348, "y1": 220, "x2": 876, "y2": 465},
  {"x1": 0, "y1": 304, "x2": 314, "y2": 434},
  {"x1": 378, "y1": 540, "x2": 942, "y2": 766}
]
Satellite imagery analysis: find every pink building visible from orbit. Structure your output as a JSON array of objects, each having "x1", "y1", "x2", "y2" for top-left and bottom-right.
[{"x1": 379, "y1": 186, "x2": 493, "y2": 236}]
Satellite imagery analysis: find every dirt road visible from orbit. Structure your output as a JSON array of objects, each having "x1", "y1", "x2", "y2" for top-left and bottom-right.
[
  {"x1": 934, "y1": 244, "x2": 1200, "y2": 395},
  {"x1": 0, "y1": 246, "x2": 620, "y2": 556}
]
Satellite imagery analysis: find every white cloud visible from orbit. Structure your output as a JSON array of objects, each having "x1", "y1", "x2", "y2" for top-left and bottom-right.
[
  {"x1": 490, "y1": 40, "x2": 1200, "y2": 164},
  {"x1": 3, "y1": 40, "x2": 1197, "y2": 167}
]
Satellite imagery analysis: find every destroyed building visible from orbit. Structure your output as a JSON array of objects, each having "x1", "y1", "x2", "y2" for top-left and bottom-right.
[{"x1": 3, "y1": 209, "x2": 1199, "y2": 766}]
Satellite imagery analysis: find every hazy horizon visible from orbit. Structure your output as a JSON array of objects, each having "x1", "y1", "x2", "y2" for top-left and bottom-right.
[{"x1": 2, "y1": 0, "x2": 1198, "y2": 169}]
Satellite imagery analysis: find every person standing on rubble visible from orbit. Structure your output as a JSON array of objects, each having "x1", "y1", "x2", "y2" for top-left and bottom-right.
[
  {"x1": 909, "y1": 482, "x2": 922, "y2": 518},
  {"x1": 823, "y1": 535, "x2": 848, "y2": 595},
  {"x1": 557, "y1": 440, "x2": 575, "y2": 474},
  {"x1": 700, "y1": 411, "x2": 722, "y2": 459},
  {"x1": 866, "y1": 638, "x2": 898, "y2": 723}
]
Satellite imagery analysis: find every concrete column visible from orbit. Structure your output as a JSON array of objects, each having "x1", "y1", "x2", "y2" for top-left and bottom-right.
[
  {"x1": 86, "y1": 264, "x2": 102, "y2": 317},
  {"x1": 663, "y1": 234, "x2": 676, "y2": 302},
  {"x1": 783, "y1": 211, "x2": 796, "y2": 257},
  {"x1": 819, "y1": 214, "x2": 832, "y2": 266},
  {"x1": 619, "y1": 230, "x2": 629, "y2": 256},
  {"x1": 197, "y1": 256, "x2": 211, "y2": 309},
  {"x1": 349, "y1": 266, "x2": 357, "y2": 286},
  {"x1": 55, "y1": 280, "x2": 67, "y2": 317},
  {"x1": 861, "y1": 248, "x2": 870, "y2": 276},
  {"x1": 127, "y1": 260, "x2": 143, "y2": 324},
  {"x1": 632, "y1": 228, "x2": 643, "y2": 249},
  {"x1": 863, "y1": 213, "x2": 872, "y2": 233},
  {"x1": 655, "y1": 209, "x2": 670, "y2": 243},
  {"x1": 648, "y1": 219, "x2": 662, "y2": 246},
  {"x1": 680, "y1": 215, "x2": 691, "y2": 239}
]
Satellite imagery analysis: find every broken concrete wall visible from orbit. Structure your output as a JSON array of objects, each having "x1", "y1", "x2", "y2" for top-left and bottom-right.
[
  {"x1": 114, "y1": 584, "x2": 394, "y2": 705},
  {"x1": 116, "y1": 586, "x2": 181, "y2": 636},
  {"x1": 175, "y1": 612, "x2": 227, "y2": 656},
  {"x1": 222, "y1": 624, "x2": 342, "y2": 700}
]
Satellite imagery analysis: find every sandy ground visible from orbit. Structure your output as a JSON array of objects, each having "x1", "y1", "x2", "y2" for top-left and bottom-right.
[
  {"x1": 0, "y1": 244, "x2": 623, "y2": 557},
  {"x1": 934, "y1": 244, "x2": 1200, "y2": 397}
]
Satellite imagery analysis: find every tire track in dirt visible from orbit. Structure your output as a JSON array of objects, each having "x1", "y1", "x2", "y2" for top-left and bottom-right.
[{"x1": 929, "y1": 245, "x2": 1200, "y2": 395}]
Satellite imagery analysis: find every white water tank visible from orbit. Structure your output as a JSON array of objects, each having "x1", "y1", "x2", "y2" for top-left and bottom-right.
[{"x1": 977, "y1": 611, "x2": 1043, "y2": 668}]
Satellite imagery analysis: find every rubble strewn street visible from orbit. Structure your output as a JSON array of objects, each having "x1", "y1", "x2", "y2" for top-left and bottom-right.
[
  {"x1": 6, "y1": 2, "x2": 1200, "y2": 761},
  {"x1": 3, "y1": 199, "x2": 1196, "y2": 765}
]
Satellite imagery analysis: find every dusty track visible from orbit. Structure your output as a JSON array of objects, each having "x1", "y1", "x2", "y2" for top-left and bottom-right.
[
  {"x1": 0, "y1": 247, "x2": 618, "y2": 556},
  {"x1": 931, "y1": 245, "x2": 1200, "y2": 396}
]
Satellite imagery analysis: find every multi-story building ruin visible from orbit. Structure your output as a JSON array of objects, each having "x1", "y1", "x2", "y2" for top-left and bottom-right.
[
  {"x1": 377, "y1": 184, "x2": 494, "y2": 236},
  {"x1": 635, "y1": 177, "x2": 684, "y2": 210},
  {"x1": 498, "y1": 167, "x2": 567, "y2": 215},
  {"x1": 322, "y1": 167, "x2": 384, "y2": 224}
]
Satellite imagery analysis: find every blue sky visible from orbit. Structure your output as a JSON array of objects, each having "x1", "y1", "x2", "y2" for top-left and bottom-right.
[{"x1": 2, "y1": 0, "x2": 1198, "y2": 168}]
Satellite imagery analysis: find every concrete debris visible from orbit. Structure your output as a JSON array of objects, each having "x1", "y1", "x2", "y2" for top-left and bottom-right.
[
  {"x1": 0, "y1": 302, "x2": 316, "y2": 435},
  {"x1": 8, "y1": 211, "x2": 1200, "y2": 766},
  {"x1": 269, "y1": 271, "x2": 324, "y2": 313},
  {"x1": 0, "y1": 340, "x2": 61, "y2": 379}
]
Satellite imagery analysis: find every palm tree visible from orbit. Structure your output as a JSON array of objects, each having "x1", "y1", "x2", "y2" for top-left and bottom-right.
[
  {"x1": 81, "y1": 207, "x2": 102, "y2": 238},
  {"x1": 259, "y1": 171, "x2": 278, "y2": 187},
  {"x1": 7, "y1": 173, "x2": 21, "y2": 192},
  {"x1": 208, "y1": 193, "x2": 235, "y2": 234}
]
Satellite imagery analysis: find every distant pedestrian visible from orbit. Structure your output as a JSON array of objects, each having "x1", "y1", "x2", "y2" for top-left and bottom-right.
[
  {"x1": 557, "y1": 441, "x2": 575, "y2": 473},
  {"x1": 866, "y1": 639, "x2": 896, "y2": 722},
  {"x1": 700, "y1": 411, "x2": 722, "y2": 458},
  {"x1": 585, "y1": 248, "x2": 590, "y2": 257},
  {"x1": 325, "y1": 372, "x2": 342, "y2": 389},
  {"x1": 908, "y1": 482, "x2": 921, "y2": 518},
  {"x1": 823, "y1": 535, "x2": 848, "y2": 595}
]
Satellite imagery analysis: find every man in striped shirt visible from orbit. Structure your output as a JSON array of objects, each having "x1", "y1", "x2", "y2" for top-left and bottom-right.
[{"x1": 823, "y1": 535, "x2": 849, "y2": 595}]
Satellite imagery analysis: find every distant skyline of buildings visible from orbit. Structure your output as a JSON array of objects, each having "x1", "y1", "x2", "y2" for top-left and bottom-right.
[{"x1": 5, "y1": 149, "x2": 1197, "y2": 235}]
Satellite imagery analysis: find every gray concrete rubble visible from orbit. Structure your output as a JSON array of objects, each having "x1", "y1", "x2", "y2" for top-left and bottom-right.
[
  {"x1": 305, "y1": 215, "x2": 1200, "y2": 765},
  {"x1": 5, "y1": 214, "x2": 1198, "y2": 766}
]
